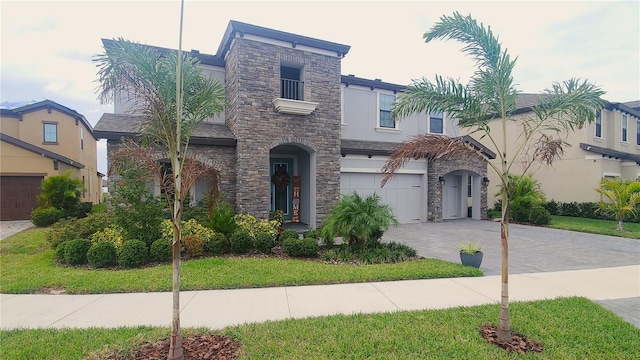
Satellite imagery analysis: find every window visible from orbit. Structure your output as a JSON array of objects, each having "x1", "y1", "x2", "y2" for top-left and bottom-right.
[
  {"x1": 379, "y1": 94, "x2": 395, "y2": 128},
  {"x1": 636, "y1": 119, "x2": 640, "y2": 145},
  {"x1": 280, "y1": 65, "x2": 303, "y2": 100},
  {"x1": 594, "y1": 110, "x2": 602, "y2": 138},
  {"x1": 467, "y1": 175, "x2": 473, "y2": 197},
  {"x1": 43, "y1": 122, "x2": 57, "y2": 143},
  {"x1": 429, "y1": 112, "x2": 443, "y2": 134},
  {"x1": 622, "y1": 114, "x2": 628, "y2": 142},
  {"x1": 80, "y1": 128, "x2": 84, "y2": 150}
]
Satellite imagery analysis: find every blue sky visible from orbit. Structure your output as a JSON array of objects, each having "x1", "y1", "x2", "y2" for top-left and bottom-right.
[{"x1": 2, "y1": 0, "x2": 639, "y2": 174}]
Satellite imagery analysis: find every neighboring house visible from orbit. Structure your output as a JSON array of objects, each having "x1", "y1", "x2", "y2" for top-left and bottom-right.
[
  {"x1": 94, "y1": 20, "x2": 494, "y2": 227},
  {"x1": 0, "y1": 100, "x2": 103, "y2": 220},
  {"x1": 463, "y1": 94, "x2": 640, "y2": 206}
]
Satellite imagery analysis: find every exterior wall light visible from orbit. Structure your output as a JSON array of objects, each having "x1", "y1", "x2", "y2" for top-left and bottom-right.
[
  {"x1": 482, "y1": 176, "x2": 490, "y2": 186},
  {"x1": 438, "y1": 176, "x2": 445, "y2": 186}
]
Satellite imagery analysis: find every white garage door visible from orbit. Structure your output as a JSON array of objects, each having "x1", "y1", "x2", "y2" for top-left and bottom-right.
[{"x1": 340, "y1": 173, "x2": 423, "y2": 223}]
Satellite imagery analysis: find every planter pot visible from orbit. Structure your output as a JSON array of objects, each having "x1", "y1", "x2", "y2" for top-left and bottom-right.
[{"x1": 460, "y1": 251, "x2": 483, "y2": 268}]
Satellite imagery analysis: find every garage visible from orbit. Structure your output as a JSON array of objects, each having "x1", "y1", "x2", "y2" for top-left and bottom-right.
[
  {"x1": 340, "y1": 172, "x2": 424, "y2": 223},
  {"x1": 0, "y1": 176, "x2": 43, "y2": 220}
]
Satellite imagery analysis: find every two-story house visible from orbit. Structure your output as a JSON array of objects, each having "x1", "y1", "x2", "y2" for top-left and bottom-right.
[
  {"x1": 94, "y1": 20, "x2": 494, "y2": 227},
  {"x1": 464, "y1": 94, "x2": 640, "y2": 206},
  {"x1": 0, "y1": 100, "x2": 103, "y2": 220}
]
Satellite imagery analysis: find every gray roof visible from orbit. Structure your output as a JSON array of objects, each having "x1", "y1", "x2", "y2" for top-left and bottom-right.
[
  {"x1": 580, "y1": 143, "x2": 640, "y2": 164},
  {"x1": 94, "y1": 113, "x2": 236, "y2": 146},
  {"x1": 341, "y1": 135, "x2": 496, "y2": 159},
  {"x1": 217, "y1": 20, "x2": 351, "y2": 58}
]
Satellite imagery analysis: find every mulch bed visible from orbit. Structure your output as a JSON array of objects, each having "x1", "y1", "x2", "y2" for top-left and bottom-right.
[
  {"x1": 117, "y1": 334, "x2": 241, "y2": 360},
  {"x1": 479, "y1": 325, "x2": 544, "y2": 354}
]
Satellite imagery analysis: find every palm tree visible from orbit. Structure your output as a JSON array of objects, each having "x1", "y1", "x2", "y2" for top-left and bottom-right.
[
  {"x1": 381, "y1": 12, "x2": 605, "y2": 342},
  {"x1": 596, "y1": 178, "x2": 640, "y2": 231},
  {"x1": 95, "y1": 37, "x2": 225, "y2": 358},
  {"x1": 501, "y1": 174, "x2": 546, "y2": 223},
  {"x1": 320, "y1": 192, "x2": 399, "y2": 249}
]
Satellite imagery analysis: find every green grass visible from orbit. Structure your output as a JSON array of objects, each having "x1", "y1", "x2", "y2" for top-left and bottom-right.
[
  {"x1": 2, "y1": 297, "x2": 638, "y2": 359},
  {"x1": 0, "y1": 228, "x2": 481, "y2": 294},
  {"x1": 548, "y1": 215, "x2": 640, "y2": 239}
]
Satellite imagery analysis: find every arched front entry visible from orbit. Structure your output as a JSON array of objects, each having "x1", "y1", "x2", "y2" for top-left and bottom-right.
[
  {"x1": 427, "y1": 156, "x2": 489, "y2": 222},
  {"x1": 441, "y1": 170, "x2": 485, "y2": 220},
  {"x1": 270, "y1": 143, "x2": 316, "y2": 226}
]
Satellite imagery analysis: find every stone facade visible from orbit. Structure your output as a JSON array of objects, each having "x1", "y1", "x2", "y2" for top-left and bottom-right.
[
  {"x1": 225, "y1": 37, "x2": 342, "y2": 225},
  {"x1": 427, "y1": 155, "x2": 489, "y2": 222}
]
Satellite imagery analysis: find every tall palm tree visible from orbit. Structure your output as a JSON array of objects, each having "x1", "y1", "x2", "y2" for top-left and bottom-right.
[
  {"x1": 95, "y1": 37, "x2": 225, "y2": 359},
  {"x1": 382, "y1": 12, "x2": 605, "y2": 342},
  {"x1": 596, "y1": 178, "x2": 640, "y2": 231}
]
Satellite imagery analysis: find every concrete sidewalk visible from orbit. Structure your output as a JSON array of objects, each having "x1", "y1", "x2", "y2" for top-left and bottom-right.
[{"x1": 2, "y1": 265, "x2": 638, "y2": 330}]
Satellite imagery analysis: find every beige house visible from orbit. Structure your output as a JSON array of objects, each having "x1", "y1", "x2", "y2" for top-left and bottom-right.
[
  {"x1": 462, "y1": 95, "x2": 640, "y2": 206},
  {"x1": 0, "y1": 100, "x2": 103, "y2": 220}
]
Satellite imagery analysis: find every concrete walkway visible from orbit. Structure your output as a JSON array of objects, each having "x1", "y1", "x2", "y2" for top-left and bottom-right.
[
  {"x1": 1, "y1": 219, "x2": 639, "y2": 330},
  {"x1": 0, "y1": 220, "x2": 34, "y2": 241},
  {"x1": 2, "y1": 265, "x2": 638, "y2": 330}
]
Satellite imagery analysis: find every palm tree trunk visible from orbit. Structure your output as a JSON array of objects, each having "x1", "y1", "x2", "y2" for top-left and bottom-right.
[
  {"x1": 498, "y1": 187, "x2": 511, "y2": 342},
  {"x1": 617, "y1": 218, "x2": 624, "y2": 231},
  {"x1": 168, "y1": 159, "x2": 183, "y2": 360}
]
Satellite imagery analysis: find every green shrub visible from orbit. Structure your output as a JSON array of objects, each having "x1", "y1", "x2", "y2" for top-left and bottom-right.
[
  {"x1": 76, "y1": 202, "x2": 93, "y2": 218},
  {"x1": 90, "y1": 225, "x2": 125, "y2": 249},
  {"x1": 322, "y1": 242, "x2": 417, "y2": 264},
  {"x1": 229, "y1": 231, "x2": 253, "y2": 254},
  {"x1": 46, "y1": 212, "x2": 114, "y2": 249},
  {"x1": 150, "y1": 238, "x2": 172, "y2": 262},
  {"x1": 303, "y1": 229, "x2": 319, "y2": 240},
  {"x1": 320, "y1": 192, "x2": 398, "y2": 250},
  {"x1": 206, "y1": 233, "x2": 230, "y2": 255},
  {"x1": 282, "y1": 237, "x2": 318, "y2": 257},
  {"x1": 182, "y1": 235, "x2": 204, "y2": 257},
  {"x1": 36, "y1": 171, "x2": 83, "y2": 217},
  {"x1": 234, "y1": 213, "x2": 279, "y2": 238},
  {"x1": 254, "y1": 232, "x2": 275, "y2": 254},
  {"x1": 87, "y1": 241, "x2": 117, "y2": 268},
  {"x1": 544, "y1": 200, "x2": 560, "y2": 215},
  {"x1": 530, "y1": 206, "x2": 551, "y2": 225},
  {"x1": 63, "y1": 239, "x2": 92, "y2": 265},
  {"x1": 560, "y1": 202, "x2": 580, "y2": 217},
  {"x1": 109, "y1": 162, "x2": 164, "y2": 247},
  {"x1": 279, "y1": 229, "x2": 299, "y2": 241},
  {"x1": 208, "y1": 202, "x2": 237, "y2": 236},
  {"x1": 117, "y1": 240, "x2": 148, "y2": 268},
  {"x1": 161, "y1": 219, "x2": 215, "y2": 245},
  {"x1": 30, "y1": 206, "x2": 65, "y2": 227},
  {"x1": 55, "y1": 241, "x2": 69, "y2": 262}
]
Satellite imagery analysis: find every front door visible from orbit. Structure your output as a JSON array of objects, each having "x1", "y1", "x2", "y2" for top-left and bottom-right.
[{"x1": 270, "y1": 158, "x2": 293, "y2": 221}]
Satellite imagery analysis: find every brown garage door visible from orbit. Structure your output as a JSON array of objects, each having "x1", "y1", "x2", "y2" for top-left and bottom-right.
[{"x1": 0, "y1": 176, "x2": 43, "y2": 220}]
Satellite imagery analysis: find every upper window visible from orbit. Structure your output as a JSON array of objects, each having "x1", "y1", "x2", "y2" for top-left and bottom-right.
[
  {"x1": 80, "y1": 127, "x2": 84, "y2": 150},
  {"x1": 429, "y1": 112, "x2": 444, "y2": 134},
  {"x1": 43, "y1": 122, "x2": 57, "y2": 143},
  {"x1": 280, "y1": 65, "x2": 303, "y2": 100},
  {"x1": 594, "y1": 110, "x2": 602, "y2": 138},
  {"x1": 379, "y1": 94, "x2": 396, "y2": 128},
  {"x1": 622, "y1": 114, "x2": 628, "y2": 142},
  {"x1": 636, "y1": 119, "x2": 640, "y2": 145}
]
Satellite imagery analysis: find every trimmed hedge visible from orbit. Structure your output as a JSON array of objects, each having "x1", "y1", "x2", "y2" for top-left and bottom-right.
[
  {"x1": 30, "y1": 206, "x2": 65, "y2": 227},
  {"x1": 150, "y1": 238, "x2": 172, "y2": 262},
  {"x1": 206, "y1": 233, "x2": 230, "y2": 255},
  {"x1": 87, "y1": 241, "x2": 117, "y2": 268},
  {"x1": 64, "y1": 239, "x2": 92, "y2": 265},
  {"x1": 254, "y1": 232, "x2": 275, "y2": 254},
  {"x1": 282, "y1": 237, "x2": 319, "y2": 257},
  {"x1": 117, "y1": 240, "x2": 148, "y2": 268},
  {"x1": 229, "y1": 231, "x2": 253, "y2": 254}
]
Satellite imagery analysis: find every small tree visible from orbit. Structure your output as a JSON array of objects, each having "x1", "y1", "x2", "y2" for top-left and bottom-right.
[
  {"x1": 37, "y1": 170, "x2": 84, "y2": 217},
  {"x1": 95, "y1": 34, "x2": 225, "y2": 358},
  {"x1": 596, "y1": 178, "x2": 640, "y2": 231},
  {"x1": 320, "y1": 192, "x2": 399, "y2": 249},
  {"x1": 381, "y1": 12, "x2": 605, "y2": 342}
]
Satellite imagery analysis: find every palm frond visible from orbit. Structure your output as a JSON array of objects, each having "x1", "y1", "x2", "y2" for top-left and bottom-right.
[{"x1": 380, "y1": 134, "x2": 483, "y2": 186}]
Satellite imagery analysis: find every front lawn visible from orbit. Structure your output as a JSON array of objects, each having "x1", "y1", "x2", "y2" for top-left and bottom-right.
[
  {"x1": 548, "y1": 215, "x2": 640, "y2": 239},
  {"x1": 0, "y1": 228, "x2": 481, "y2": 294},
  {"x1": 1, "y1": 297, "x2": 638, "y2": 359}
]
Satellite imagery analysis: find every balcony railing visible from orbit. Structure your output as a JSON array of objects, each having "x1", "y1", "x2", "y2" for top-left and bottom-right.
[{"x1": 281, "y1": 78, "x2": 304, "y2": 101}]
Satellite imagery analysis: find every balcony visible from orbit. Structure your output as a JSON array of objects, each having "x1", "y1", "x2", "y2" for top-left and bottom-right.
[{"x1": 273, "y1": 78, "x2": 318, "y2": 115}]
